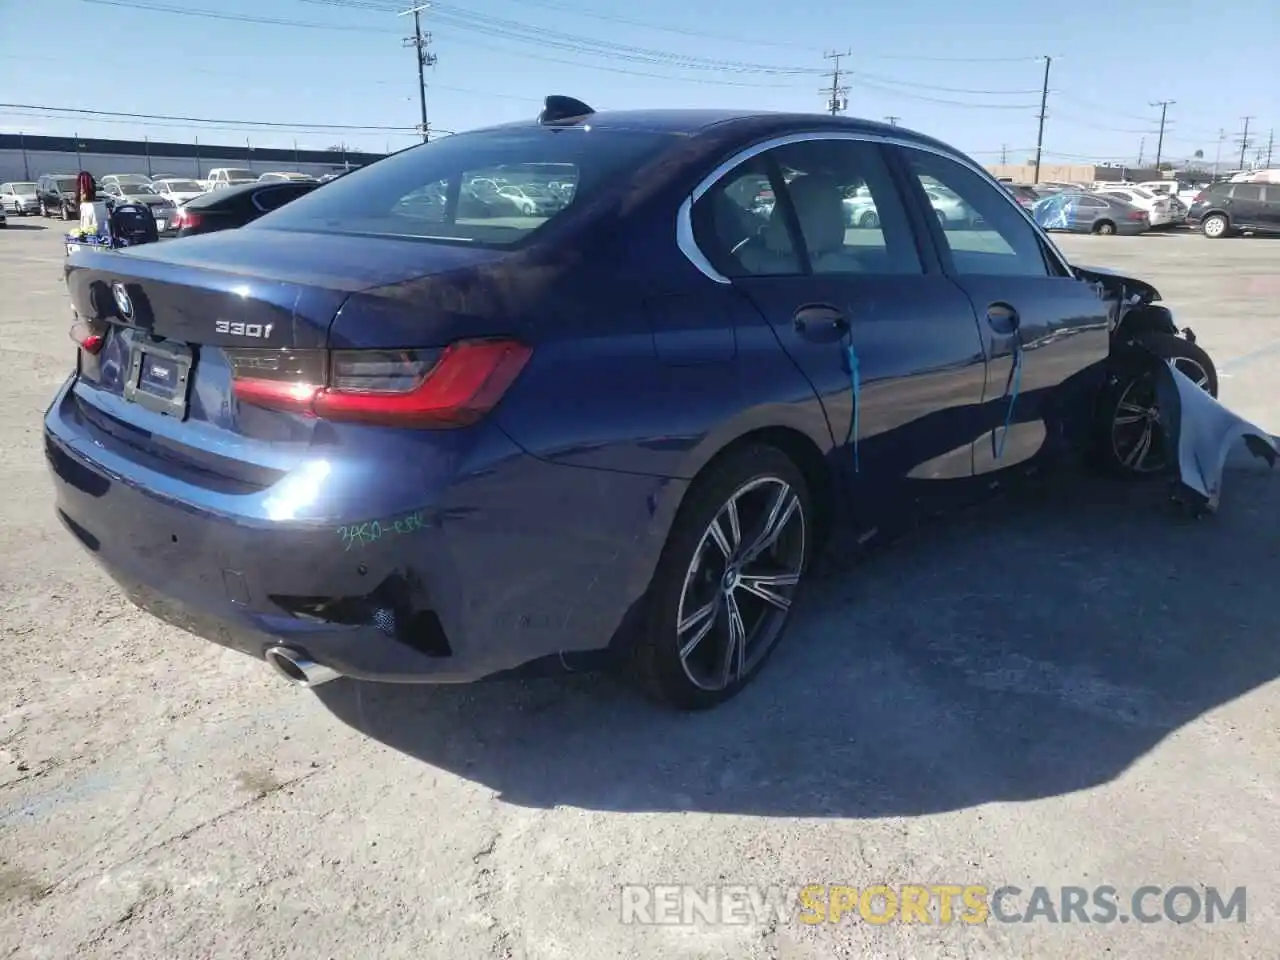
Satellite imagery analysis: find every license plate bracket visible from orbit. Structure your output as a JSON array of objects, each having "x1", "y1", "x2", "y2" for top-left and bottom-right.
[{"x1": 123, "y1": 339, "x2": 194, "y2": 419}]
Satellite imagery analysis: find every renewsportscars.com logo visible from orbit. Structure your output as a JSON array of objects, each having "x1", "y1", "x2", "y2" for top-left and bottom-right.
[{"x1": 620, "y1": 884, "x2": 1247, "y2": 926}]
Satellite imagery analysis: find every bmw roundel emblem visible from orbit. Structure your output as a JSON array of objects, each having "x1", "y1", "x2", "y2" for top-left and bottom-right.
[{"x1": 111, "y1": 282, "x2": 134, "y2": 321}]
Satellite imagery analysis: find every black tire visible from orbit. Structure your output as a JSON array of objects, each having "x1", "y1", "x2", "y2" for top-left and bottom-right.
[
  {"x1": 60, "y1": 202, "x2": 71, "y2": 221},
  {"x1": 630, "y1": 443, "x2": 813, "y2": 710},
  {"x1": 859, "y1": 210, "x2": 879, "y2": 229},
  {"x1": 1094, "y1": 333, "x2": 1218, "y2": 480},
  {"x1": 1093, "y1": 220, "x2": 1116, "y2": 236},
  {"x1": 39, "y1": 200, "x2": 47, "y2": 218},
  {"x1": 1201, "y1": 213, "x2": 1229, "y2": 239}
]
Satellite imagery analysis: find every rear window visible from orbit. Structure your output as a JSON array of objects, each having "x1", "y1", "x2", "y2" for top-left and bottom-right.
[
  {"x1": 252, "y1": 126, "x2": 679, "y2": 246},
  {"x1": 55, "y1": 178, "x2": 78, "y2": 192}
]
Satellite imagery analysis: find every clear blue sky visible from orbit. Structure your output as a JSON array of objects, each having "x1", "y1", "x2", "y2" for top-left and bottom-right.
[{"x1": 1, "y1": 0, "x2": 1275, "y2": 167}]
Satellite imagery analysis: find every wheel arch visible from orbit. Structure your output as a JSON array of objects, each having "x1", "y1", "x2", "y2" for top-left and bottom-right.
[{"x1": 618, "y1": 414, "x2": 836, "y2": 619}]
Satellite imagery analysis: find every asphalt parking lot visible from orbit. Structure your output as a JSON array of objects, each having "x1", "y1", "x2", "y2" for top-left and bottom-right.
[{"x1": 1, "y1": 221, "x2": 1278, "y2": 959}]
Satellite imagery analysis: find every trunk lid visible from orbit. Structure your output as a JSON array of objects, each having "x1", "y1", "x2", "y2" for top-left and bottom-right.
[{"x1": 64, "y1": 229, "x2": 506, "y2": 492}]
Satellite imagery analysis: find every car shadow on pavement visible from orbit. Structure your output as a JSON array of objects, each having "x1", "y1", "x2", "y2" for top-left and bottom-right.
[
  {"x1": 315, "y1": 466, "x2": 1280, "y2": 818},
  {"x1": 2, "y1": 222, "x2": 49, "y2": 231}
]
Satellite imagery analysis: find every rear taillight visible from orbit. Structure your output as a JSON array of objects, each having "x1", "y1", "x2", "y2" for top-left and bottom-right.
[
  {"x1": 175, "y1": 209, "x2": 202, "y2": 229},
  {"x1": 1193, "y1": 191, "x2": 1206, "y2": 204},
  {"x1": 1128, "y1": 210, "x2": 1147, "y2": 221},
  {"x1": 69, "y1": 320, "x2": 104, "y2": 354},
  {"x1": 227, "y1": 339, "x2": 532, "y2": 428}
]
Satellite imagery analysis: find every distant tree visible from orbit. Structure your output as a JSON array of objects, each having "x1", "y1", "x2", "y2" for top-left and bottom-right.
[{"x1": 1194, "y1": 149, "x2": 1205, "y2": 159}]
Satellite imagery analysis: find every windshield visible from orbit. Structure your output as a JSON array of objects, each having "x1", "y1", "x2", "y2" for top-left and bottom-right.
[
  {"x1": 112, "y1": 174, "x2": 151, "y2": 185},
  {"x1": 224, "y1": 169, "x2": 255, "y2": 179},
  {"x1": 254, "y1": 126, "x2": 678, "y2": 246},
  {"x1": 124, "y1": 184, "x2": 160, "y2": 195},
  {"x1": 161, "y1": 180, "x2": 203, "y2": 191},
  {"x1": 12, "y1": 182, "x2": 36, "y2": 195}
]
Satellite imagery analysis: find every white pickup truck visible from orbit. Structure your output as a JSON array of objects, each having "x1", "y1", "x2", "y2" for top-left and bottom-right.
[{"x1": 202, "y1": 168, "x2": 258, "y2": 191}]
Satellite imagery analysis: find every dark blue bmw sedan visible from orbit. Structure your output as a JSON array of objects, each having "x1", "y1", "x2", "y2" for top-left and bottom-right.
[{"x1": 45, "y1": 97, "x2": 1216, "y2": 709}]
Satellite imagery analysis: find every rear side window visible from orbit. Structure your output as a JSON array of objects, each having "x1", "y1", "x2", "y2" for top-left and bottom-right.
[
  {"x1": 1232, "y1": 184, "x2": 1262, "y2": 201},
  {"x1": 901, "y1": 148, "x2": 1050, "y2": 278},
  {"x1": 254, "y1": 127, "x2": 677, "y2": 247}
]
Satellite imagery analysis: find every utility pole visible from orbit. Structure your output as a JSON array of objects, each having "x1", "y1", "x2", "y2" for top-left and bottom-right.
[
  {"x1": 1237, "y1": 116, "x2": 1253, "y2": 171},
  {"x1": 821, "y1": 50, "x2": 851, "y2": 115},
  {"x1": 1000, "y1": 144, "x2": 1007, "y2": 165},
  {"x1": 884, "y1": 115, "x2": 900, "y2": 127},
  {"x1": 1032, "y1": 55, "x2": 1052, "y2": 185},
  {"x1": 1150, "y1": 100, "x2": 1174, "y2": 168},
  {"x1": 1137, "y1": 137, "x2": 1145, "y2": 167},
  {"x1": 1266, "y1": 129, "x2": 1275, "y2": 167},
  {"x1": 400, "y1": 4, "x2": 437, "y2": 142},
  {"x1": 1213, "y1": 128, "x2": 1225, "y2": 175}
]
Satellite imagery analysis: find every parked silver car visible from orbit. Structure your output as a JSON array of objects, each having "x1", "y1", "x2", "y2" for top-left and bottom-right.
[
  {"x1": 0, "y1": 181, "x2": 40, "y2": 216},
  {"x1": 1032, "y1": 191, "x2": 1151, "y2": 235}
]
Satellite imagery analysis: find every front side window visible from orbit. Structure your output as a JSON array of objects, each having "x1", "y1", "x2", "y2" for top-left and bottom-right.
[
  {"x1": 1233, "y1": 184, "x2": 1262, "y2": 202},
  {"x1": 692, "y1": 137, "x2": 922, "y2": 278},
  {"x1": 253, "y1": 127, "x2": 676, "y2": 247},
  {"x1": 902, "y1": 149, "x2": 1050, "y2": 278}
]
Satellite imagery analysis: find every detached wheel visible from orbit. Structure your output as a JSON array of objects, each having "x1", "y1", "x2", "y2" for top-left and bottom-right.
[
  {"x1": 1201, "y1": 213, "x2": 1229, "y2": 238},
  {"x1": 631, "y1": 444, "x2": 812, "y2": 710},
  {"x1": 1093, "y1": 220, "x2": 1116, "y2": 236},
  {"x1": 1096, "y1": 333, "x2": 1218, "y2": 479}
]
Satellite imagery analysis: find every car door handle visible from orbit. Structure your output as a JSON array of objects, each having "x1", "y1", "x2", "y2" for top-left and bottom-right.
[
  {"x1": 793, "y1": 304, "x2": 849, "y2": 343},
  {"x1": 985, "y1": 302, "x2": 1020, "y2": 336}
]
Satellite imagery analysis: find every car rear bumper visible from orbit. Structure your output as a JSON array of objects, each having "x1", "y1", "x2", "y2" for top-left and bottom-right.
[{"x1": 44, "y1": 377, "x2": 679, "y2": 684}]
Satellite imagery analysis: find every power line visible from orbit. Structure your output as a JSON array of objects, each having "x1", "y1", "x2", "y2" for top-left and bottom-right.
[
  {"x1": 399, "y1": 4, "x2": 437, "y2": 142},
  {"x1": 1032, "y1": 56, "x2": 1052, "y2": 185},
  {"x1": 74, "y1": 0, "x2": 394, "y2": 32},
  {"x1": 1150, "y1": 100, "x2": 1174, "y2": 167},
  {"x1": 1237, "y1": 116, "x2": 1254, "y2": 170},
  {"x1": 0, "y1": 102, "x2": 417, "y2": 132},
  {"x1": 298, "y1": 0, "x2": 1044, "y2": 60},
  {"x1": 822, "y1": 50, "x2": 851, "y2": 115}
]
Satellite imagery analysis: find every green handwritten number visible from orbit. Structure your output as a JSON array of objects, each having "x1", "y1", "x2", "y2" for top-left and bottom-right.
[
  {"x1": 371, "y1": 521, "x2": 382, "y2": 542},
  {"x1": 337, "y1": 526, "x2": 352, "y2": 552}
]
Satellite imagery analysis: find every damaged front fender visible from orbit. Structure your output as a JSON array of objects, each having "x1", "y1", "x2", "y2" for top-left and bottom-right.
[{"x1": 1151, "y1": 358, "x2": 1278, "y2": 514}]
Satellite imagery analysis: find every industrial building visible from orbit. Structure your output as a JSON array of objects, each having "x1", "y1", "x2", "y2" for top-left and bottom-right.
[{"x1": 0, "y1": 133, "x2": 388, "y2": 184}]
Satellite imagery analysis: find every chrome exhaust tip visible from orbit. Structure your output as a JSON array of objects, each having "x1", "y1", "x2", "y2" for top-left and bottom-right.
[{"x1": 264, "y1": 646, "x2": 341, "y2": 688}]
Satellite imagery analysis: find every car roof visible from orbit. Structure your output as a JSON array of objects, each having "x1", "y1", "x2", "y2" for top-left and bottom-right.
[{"x1": 484, "y1": 107, "x2": 960, "y2": 155}]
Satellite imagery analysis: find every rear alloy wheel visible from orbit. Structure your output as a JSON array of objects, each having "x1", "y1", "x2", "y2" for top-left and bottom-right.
[
  {"x1": 1201, "y1": 213, "x2": 1229, "y2": 239},
  {"x1": 1099, "y1": 334, "x2": 1218, "y2": 479},
  {"x1": 1094, "y1": 220, "x2": 1116, "y2": 236},
  {"x1": 631, "y1": 444, "x2": 811, "y2": 710},
  {"x1": 860, "y1": 210, "x2": 880, "y2": 229}
]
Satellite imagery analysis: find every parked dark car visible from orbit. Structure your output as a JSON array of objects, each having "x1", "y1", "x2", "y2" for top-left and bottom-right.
[
  {"x1": 48, "y1": 100, "x2": 1216, "y2": 709},
  {"x1": 36, "y1": 174, "x2": 82, "y2": 219},
  {"x1": 1031, "y1": 191, "x2": 1150, "y2": 235},
  {"x1": 171, "y1": 180, "x2": 318, "y2": 236},
  {"x1": 1002, "y1": 182, "x2": 1040, "y2": 209},
  {"x1": 1186, "y1": 181, "x2": 1280, "y2": 238}
]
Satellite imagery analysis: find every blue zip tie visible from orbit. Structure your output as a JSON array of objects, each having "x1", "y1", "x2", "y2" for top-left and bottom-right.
[
  {"x1": 845, "y1": 341, "x2": 860, "y2": 473},
  {"x1": 993, "y1": 339, "x2": 1023, "y2": 460}
]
